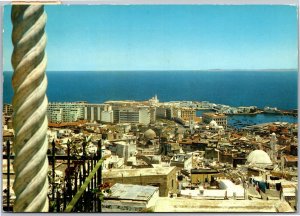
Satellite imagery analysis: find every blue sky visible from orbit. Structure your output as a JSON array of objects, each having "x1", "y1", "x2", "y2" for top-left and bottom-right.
[{"x1": 3, "y1": 5, "x2": 298, "y2": 71}]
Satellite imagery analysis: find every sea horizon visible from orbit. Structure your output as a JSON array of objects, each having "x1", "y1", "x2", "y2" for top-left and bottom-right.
[
  {"x1": 3, "y1": 70, "x2": 298, "y2": 110},
  {"x1": 2, "y1": 69, "x2": 298, "y2": 73}
]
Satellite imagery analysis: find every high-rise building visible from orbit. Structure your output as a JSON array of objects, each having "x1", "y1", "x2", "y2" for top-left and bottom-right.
[
  {"x1": 101, "y1": 105, "x2": 114, "y2": 123},
  {"x1": 119, "y1": 108, "x2": 140, "y2": 124},
  {"x1": 49, "y1": 108, "x2": 63, "y2": 123},
  {"x1": 84, "y1": 104, "x2": 104, "y2": 122},
  {"x1": 47, "y1": 102, "x2": 85, "y2": 123},
  {"x1": 150, "y1": 107, "x2": 156, "y2": 123},
  {"x1": 113, "y1": 109, "x2": 120, "y2": 124},
  {"x1": 111, "y1": 106, "x2": 152, "y2": 125},
  {"x1": 156, "y1": 106, "x2": 168, "y2": 119},
  {"x1": 166, "y1": 106, "x2": 181, "y2": 119},
  {"x1": 139, "y1": 106, "x2": 151, "y2": 125}
]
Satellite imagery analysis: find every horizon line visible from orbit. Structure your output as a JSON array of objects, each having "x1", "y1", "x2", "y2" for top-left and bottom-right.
[{"x1": 2, "y1": 68, "x2": 298, "y2": 73}]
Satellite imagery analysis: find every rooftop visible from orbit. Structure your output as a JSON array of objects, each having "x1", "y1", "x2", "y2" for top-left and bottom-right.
[
  {"x1": 246, "y1": 150, "x2": 272, "y2": 167},
  {"x1": 191, "y1": 168, "x2": 219, "y2": 174},
  {"x1": 154, "y1": 198, "x2": 294, "y2": 212},
  {"x1": 103, "y1": 166, "x2": 176, "y2": 178},
  {"x1": 107, "y1": 183, "x2": 158, "y2": 201},
  {"x1": 48, "y1": 120, "x2": 87, "y2": 127}
]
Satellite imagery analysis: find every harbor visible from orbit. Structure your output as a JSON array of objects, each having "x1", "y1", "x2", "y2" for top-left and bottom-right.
[{"x1": 195, "y1": 106, "x2": 297, "y2": 129}]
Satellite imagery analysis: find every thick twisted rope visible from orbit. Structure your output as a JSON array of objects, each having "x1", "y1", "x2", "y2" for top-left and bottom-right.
[{"x1": 11, "y1": 5, "x2": 49, "y2": 212}]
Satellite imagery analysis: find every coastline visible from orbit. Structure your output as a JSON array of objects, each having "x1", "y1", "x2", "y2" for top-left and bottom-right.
[{"x1": 226, "y1": 111, "x2": 297, "y2": 116}]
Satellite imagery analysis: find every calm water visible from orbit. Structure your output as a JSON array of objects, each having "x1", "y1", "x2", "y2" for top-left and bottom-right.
[
  {"x1": 227, "y1": 114, "x2": 297, "y2": 128},
  {"x1": 196, "y1": 110, "x2": 297, "y2": 127},
  {"x1": 3, "y1": 70, "x2": 298, "y2": 126},
  {"x1": 3, "y1": 70, "x2": 298, "y2": 108}
]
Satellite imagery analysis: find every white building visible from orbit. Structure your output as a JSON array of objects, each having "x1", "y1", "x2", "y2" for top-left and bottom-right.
[
  {"x1": 101, "y1": 110, "x2": 114, "y2": 123},
  {"x1": 84, "y1": 103, "x2": 104, "y2": 122},
  {"x1": 115, "y1": 107, "x2": 151, "y2": 125},
  {"x1": 108, "y1": 136, "x2": 137, "y2": 165},
  {"x1": 170, "y1": 153, "x2": 192, "y2": 170},
  {"x1": 49, "y1": 108, "x2": 63, "y2": 123},
  {"x1": 218, "y1": 179, "x2": 245, "y2": 199},
  {"x1": 139, "y1": 106, "x2": 151, "y2": 125},
  {"x1": 47, "y1": 102, "x2": 85, "y2": 123}
]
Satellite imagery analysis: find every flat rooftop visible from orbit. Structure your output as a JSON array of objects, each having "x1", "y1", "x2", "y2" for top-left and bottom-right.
[
  {"x1": 103, "y1": 166, "x2": 176, "y2": 178},
  {"x1": 154, "y1": 198, "x2": 294, "y2": 212},
  {"x1": 107, "y1": 183, "x2": 158, "y2": 201},
  {"x1": 191, "y1": 168, "x2": 219, "y2": 174}
]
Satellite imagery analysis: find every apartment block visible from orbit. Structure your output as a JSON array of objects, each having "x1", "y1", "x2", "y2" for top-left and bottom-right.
[
  {"x1": 47, "y1": 102, "x2": 85, "y2": 123},
  {"x1": 84, "y1": 103, "x2": 104, "y2": 122}
]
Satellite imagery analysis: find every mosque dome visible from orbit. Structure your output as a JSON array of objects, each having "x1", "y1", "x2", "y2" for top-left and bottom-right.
[
  {"x1": 247, "y1": 150, "x2": 272, "y2": 167},
  {"x1": 209, "y1": 120, "x2": 218, "y2": 128},
  {"x1": 144, "y1": 129, "x2": 156, "y2": 140}
]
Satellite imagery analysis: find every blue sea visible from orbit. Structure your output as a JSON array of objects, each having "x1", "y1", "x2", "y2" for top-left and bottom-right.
[{"x1": 2, "y1": 70, "x2": 298, "y2": 126}]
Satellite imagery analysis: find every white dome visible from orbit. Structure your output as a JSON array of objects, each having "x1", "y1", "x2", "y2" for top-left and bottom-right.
[
  {"x1": 209, "y1": 120, "x2": 218, "y2": 128},
  {"x1": 247, "y1": 150, "x2": 272, "y2": 167},
  {"x1": 144, "y1": 129, "x2": 156, "y2": 139}
]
